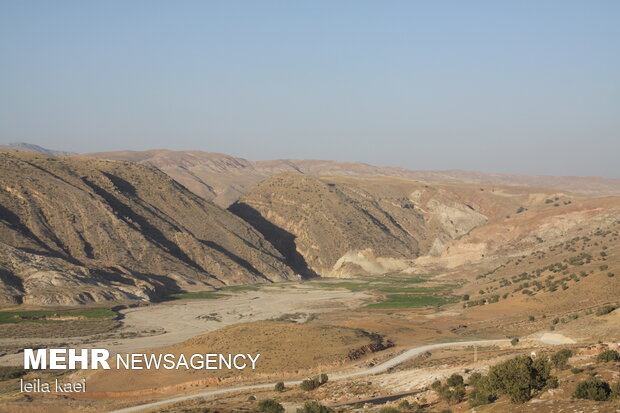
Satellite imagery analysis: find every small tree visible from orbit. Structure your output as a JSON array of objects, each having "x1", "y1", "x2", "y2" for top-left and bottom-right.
[
  {"x1": 446, "y1": 373, "x2": 464, "y2": 387},
  {"x1": 573, "y1": 378, "x2": 610, "y2": 401},
  {"x1": 274, "y1": 382, "x2": 285, "y2": 392},
  {"x1": 486, "y1": 356, "x2": 554, "y2": 403},
  {"x1": 550, "y1": 349, "x2": 572, "y2": 370},
  {"x1": 258, "y1": 399, "x2": 285, "y2": 413}
]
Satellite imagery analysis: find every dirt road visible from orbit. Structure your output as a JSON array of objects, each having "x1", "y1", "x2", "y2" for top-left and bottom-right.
[{"x1": 108, "y1": 338, "x2": 509, "y2": 413}]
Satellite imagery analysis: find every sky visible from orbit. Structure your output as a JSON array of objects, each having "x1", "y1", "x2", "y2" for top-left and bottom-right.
[{"x1": 1, "y1": 1, "x2": 619, "y2": 178}]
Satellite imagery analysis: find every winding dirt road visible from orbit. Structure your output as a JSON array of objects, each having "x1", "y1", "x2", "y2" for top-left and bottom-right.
[{"x1": 108, "y1": 338, "x2": 509, "y2": 413}]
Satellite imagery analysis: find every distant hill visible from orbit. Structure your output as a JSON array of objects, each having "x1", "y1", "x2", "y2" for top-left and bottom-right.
[
  {"x1": 0, "y1": 150, "x2": 296, "y2": 306},
  {"x1": 88, "y1": 149, "x2": 620, "y2": 206},
  {"x1": 0, "y1": 142, "x2": 77, "y2": 156}
]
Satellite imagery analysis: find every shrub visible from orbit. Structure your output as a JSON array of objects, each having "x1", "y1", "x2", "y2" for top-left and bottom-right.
[
  {"x1": 528, "y1": 315, "x2": 535, "y2": 321},
  {"x1": 468, "y1": 388, "x2": 494, "y2": 407},
  {"x1": 486, "y1": 356, "x2": 554, "y2": 403},
  {"x1": 431, "y1": 379, "x2": 442, "y2": 390},
  {"x1": 511, "y1": 338, "x2": 520, "y2": 346},
  {"x1": 318, "y1": 373, "x2": 329, "y2": 384},
  {"x1": 551, "y1": 349, "x2": 573, "y2": 370},
  {"x1": 570, "y1": 367, "x2": 583, "y2": 374},
  {"x1": 573, "y1": 378, "x2": 610, "y2": 401},
  {"x1": 296, "y1": 401, "x2": 334, "y2": 413},
  {"x1": 274, "y1": 382, "x2": 285, "y2": 392},
  {"x1": 258, "y1": 399, "x2": 285, "y2": 413},
  {"x1": 300, "y1": 379, "x2": 319, "y2": 391},
  {"x1": 248, "y1": 395, "x2": 257, "y2": 401},
  {"x1": 610, "y1": 382, "x2": 620, "y2": 400},
  {"x1": 397, "y1": 399, "x2": 411, "y2": 410},
  {"x1": 596, "y1": 306, "x2": 616, "y2": 316},
  {"x1": 597, "y1": 349, "x2": 620, "y2": 362},
  {"x1": 377, "y1": 408, "x2": 399, "y2": 413},
  {"x1": 468, "y1": 372, "x2": 482, "y2": 386},
  {"x1": 446, "y1": 373, "x2": 464, "y2": 387},
  {"x1": 0, "y1": 366, "x2": 26, "y2": 381}
]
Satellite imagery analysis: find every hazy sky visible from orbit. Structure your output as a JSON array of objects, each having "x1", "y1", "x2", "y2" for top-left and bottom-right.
[{"x1": 1, "y1": 1, "x2": 619, "y2": 178}]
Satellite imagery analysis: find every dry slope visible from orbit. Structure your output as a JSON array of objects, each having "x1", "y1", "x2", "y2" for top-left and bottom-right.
[{"x1": 0, "y1": 151, "x2": 296, "y2": 306}]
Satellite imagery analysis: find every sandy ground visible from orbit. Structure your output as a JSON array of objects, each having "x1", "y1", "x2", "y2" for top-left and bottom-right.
[{"x1": 0, "y1": 286, "x2": 371, "y2": 365}]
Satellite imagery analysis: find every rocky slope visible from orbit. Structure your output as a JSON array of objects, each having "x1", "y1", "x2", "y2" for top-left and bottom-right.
[
  {"x1": 230, "y1": 174, "x2": 494, "y2": 277},
  {"x1": 87, "y1": 149, "x2": 620, "y2": 206},
  {"x1": 230, "y1": 173, "x2": 620, "y2": 278},
  {"x1": 0, "y1": 151, "x2": 296, "y2": 306}
]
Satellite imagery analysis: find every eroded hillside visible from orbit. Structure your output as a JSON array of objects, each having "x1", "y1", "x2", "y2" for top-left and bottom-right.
[
  {"x1": 231, "y1": 173, "x2": 620, "y2": 279},
  {"x1": 0, "y1": 151, "x2": 296, "y2": 306}
]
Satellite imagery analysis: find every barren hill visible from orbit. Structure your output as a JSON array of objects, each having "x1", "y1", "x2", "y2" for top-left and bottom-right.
[
  {"x1": 230, "y1": 173, "x2": 620, "y2": 278},
  {"x1": 0, "y1": 151, "x2": 296, "y2": 306},
  {"x1": 87, "y1": 149, "x2": 620, "y2": 206}
]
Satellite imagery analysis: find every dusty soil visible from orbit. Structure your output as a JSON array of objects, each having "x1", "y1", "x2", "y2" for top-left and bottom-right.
[{"x1": 0, "y1": 286, "x2": 370, "y2": 366}]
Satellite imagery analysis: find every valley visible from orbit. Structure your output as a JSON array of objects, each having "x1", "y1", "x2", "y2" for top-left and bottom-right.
[{"x1": 0, "y1": 148, "x2": 618, "y2": 412}]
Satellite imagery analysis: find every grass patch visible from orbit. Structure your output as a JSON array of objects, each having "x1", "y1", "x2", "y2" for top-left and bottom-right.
[
  {"x1": 366, "y1": 294, "x2": 451, "y2": 309},
  {"x1": 0, "y1": 308, "x2": 115, "y2": 324},
  {"x1": 376, "y1": 286, "x2": 446, "y2": 293},
  {"x1": 167, "y1": 291, "x2": 228, "y2": 300},
  {"x1": 219, "y1": 285, "x2": 260, "y2": 292},
  {"x1": 307, "y1": 281, "x2": 371, "y2": 291}
]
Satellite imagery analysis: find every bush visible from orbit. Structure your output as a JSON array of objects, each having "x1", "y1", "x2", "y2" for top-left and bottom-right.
[
  {"x1": 511, "y1": 338, "x2": 520, "y2": 346},
  {"x1": 446, "y1": 373, "x2": 464, "y2": 387},
  {"x1": 431, "y1": 379, "x2": 442, "y2": 390},
  {"x1": 596, "y1": 305, "x2": 616, "y2": 316},
  {"x1": 248, "y1": 395, "x2": 256, "y2": 401},
  {"x1": 274, "y1": 382, "x2": 285, "y2": 392},
  {"x1": 468, "y1": 372, "x2": 482, "y2": 386},
  {"x1": 468, "y1": 388, "x2": 494, "y2": 407},
  {"x1": 258, "y1": 399, "x2": 285, "y2": 413},
  {"x1": 551, "y1": 349, "x2": 573, "y2": 370},
  {"x1": 486, "y1": 356, "x2": 554, "y2": 403},
  {"x1": 573, "y1": 378, "x2": 610, "y2": 401},
  {"x1": 528, "y1": 315, "x2": 535, "y2": 321},
  {"x1": 611, "y1": 382, "x2": 620, "y2": 400},
  {"x1": 296, "y1": 401, "x2": 334, "y2": 413},
  {"x1": 377, "y1": 408, "x2": 399, "y2": 413},
  {"x1": 0, "y1": 366, "x2": 26, "y2": 381},
  {"x1": 597, "y1": 349, "x2": 620, "y2": 362},
  {"x1": 300, "y1": 379, "x2": 319, "y2": 391},
  {"x1": 318, "y1": 373, "x2": 329, "y2": 384}
]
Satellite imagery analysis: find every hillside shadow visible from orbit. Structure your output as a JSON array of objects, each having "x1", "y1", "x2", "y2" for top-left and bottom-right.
[
  {"x1": 80, "y1": 177, "x2": 205, "y2": 273},
  {"x1": 228, "y1": 202, "x2": 318, "y2": 279}
]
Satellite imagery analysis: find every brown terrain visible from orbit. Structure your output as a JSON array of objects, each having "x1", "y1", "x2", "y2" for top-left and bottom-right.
[
  {"x1": 0, "y1": 145, "x2": 618, "y2": 413},
  {"x1": 0, "y1": 150, "x2": 296, "y2": 306},
  {"x1": 86, "y1": 149, "x2": 620, "y2": 206}
]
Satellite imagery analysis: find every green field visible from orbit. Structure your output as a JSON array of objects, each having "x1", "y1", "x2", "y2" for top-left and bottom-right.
[
  {"x1": 0, "y1": 308, "x2": 115, "y2": 324},
  {"x1": 365, "y1": 293, "x2": 451, "y2": 309}
]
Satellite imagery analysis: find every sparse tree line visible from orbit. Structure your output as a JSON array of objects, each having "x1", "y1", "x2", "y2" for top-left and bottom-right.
[{"x1": 429, "y1": 348, "x2": 620, "y2": 407}]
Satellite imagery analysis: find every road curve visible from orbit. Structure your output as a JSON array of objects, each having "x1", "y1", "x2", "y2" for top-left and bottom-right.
[{"x1": 108, "y1": 339, "x2": 508, "y2": 413}]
